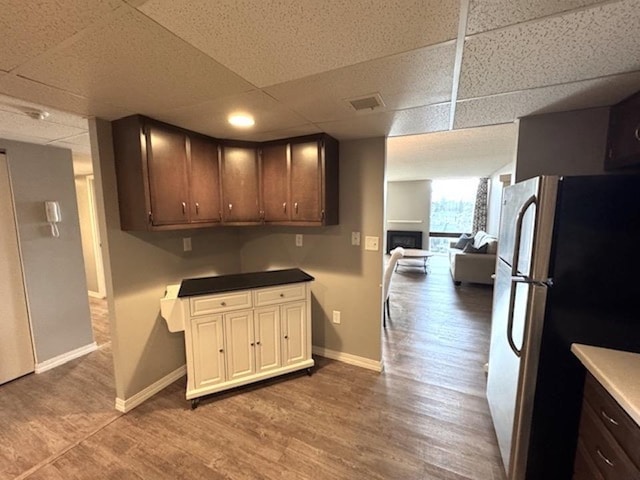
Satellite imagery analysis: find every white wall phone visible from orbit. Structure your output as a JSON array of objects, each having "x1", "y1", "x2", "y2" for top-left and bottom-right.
[{"x1": 45, "y1": 201, "x2": 61, "y2": 237}]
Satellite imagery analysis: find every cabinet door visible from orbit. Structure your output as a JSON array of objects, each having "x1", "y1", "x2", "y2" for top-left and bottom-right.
[
  {"x1": 281, "y1": 301, "x2": 307, "y2": 366},
  {"x1": 190, "y1": 315, "x2": 226, "y2": 389},
  {"x1": 606, "y1": 93, "x2": 640, "y2": 169},
  {"x1": 146, "y1": 123, "x2": 189, "y2": 225},
  {"x1": 189, "y1": 135, "x2": 221, "y2": 223},
  {"x1": 290, "y1": 141, "x2": 322, "y2": 222},
  {"x1": 261, "y1": 144, "x2": 289, "y2": 222},
  {"x1": 221, "y1": 146, "x2": 261, "y2": 223},
  {"x1": 254, "y1": 306, "x2": 282, "y2": 373},
  {"x1": 224, "y1": 310, "x2": 256, "y2": 381}
]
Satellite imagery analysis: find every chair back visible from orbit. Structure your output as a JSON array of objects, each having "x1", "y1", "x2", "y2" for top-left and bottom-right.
[{"x1": 383, "y1": 247, "x2": 404, "y2": 301}]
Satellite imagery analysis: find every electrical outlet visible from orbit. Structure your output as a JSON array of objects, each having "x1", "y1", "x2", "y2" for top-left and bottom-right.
[
  {"x1": 365, "y1": 236, "x2": 379, "y2": 251},
  {"x1": 351, "y1": 232, "x2": 361, "y2": 246},
  {"x1": 183, "y1": 237, "x2": 192, "y2": 252},
  {"x1": 332, "y1": 310, "x2": 341, "y2": 324},
  {"x1": 295, "y1": 234, "x2": 303, "y2": 247}
]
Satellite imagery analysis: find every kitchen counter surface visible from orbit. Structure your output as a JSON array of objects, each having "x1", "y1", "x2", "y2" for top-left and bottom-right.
[
  {"x1": 571, "y1": 343, "x2": 640, "y2": 426},
  {"x1": 178, "y1": 268, "x2": 314, "y2": 297}
]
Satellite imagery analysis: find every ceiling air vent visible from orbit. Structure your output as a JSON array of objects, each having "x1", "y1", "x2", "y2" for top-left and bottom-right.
[{"x1": 346, "y1": 93, "x2": 386, "y2": 112}]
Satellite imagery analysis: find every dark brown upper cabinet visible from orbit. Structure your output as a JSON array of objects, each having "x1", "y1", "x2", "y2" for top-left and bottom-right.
[
  {"x1": 605, "y1": 91, "x2": 640, "y2": 170},
  {"x1": 261, "y1": 135, "x2": 339, "y2": 226},
  {"x1": 112, "y1": 115, "x2": 338, "y2": 231},
  {"x1": 220, "y1": 143, "x2": 261, "y2": 224},
  {"x1": 112, "y1": 116, "x2": 222, "y2": 231}
]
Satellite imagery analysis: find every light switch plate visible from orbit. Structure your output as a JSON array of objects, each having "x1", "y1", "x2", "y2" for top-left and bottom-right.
[
  {"x1": 365, "y1": 236, "x2": 379, "y2": 251},
  {"x1": 351, "y1": 232, "x2": 361, "y2": 246},
  {"x1": 183, "y1": 237, "x2": 192, "y2": 252},
  {"x1": 295, "y1": 234, "x2": 303, "y2": 247},
  {"x1": 332, "y1": 310, "x2": 341, "y2": 324}
]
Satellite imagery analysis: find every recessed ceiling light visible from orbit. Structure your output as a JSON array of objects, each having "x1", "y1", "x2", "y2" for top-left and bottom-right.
[{"x1": 228, "y1": 113, "x2": 255, "y2": 128}]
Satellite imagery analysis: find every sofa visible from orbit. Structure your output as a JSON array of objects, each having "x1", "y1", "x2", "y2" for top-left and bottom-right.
[{"x1": 448, "y1": 231, "x2": 498, "y2": 286}]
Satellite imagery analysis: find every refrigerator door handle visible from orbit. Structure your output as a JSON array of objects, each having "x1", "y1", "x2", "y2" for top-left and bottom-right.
[{"x1": 507, "y1": 194, "x2": 538, "y2": 358}]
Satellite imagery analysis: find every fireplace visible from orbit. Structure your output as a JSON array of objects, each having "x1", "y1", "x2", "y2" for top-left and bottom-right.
[{"x1": 386, "y1": 230, "x2": 423, "y2": 253}]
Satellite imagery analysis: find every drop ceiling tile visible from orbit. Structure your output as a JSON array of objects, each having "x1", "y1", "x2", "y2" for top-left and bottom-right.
[
  {"x1": 454, "y1": 71, "x2": 640, "y2": 129},
  {"x1": 0, "y1": 0, "x2": 122, "y2": 72},
  {"x1": 56, "y1": 132, "x2": 91, "y2": 146},
  {"x1": 466, "y1": 0, "x2": 603, "y2": 35},
  {"x1": 49, "y1": 139, "x2": 92, "y2": 155},
  {"x1": 153, "y1": 90, "x2": 309, "y2": 139},
  {"x1": 0, "y1": 109, "x2": 86, "y2": 142},
  {"x1": 15, "y1": 7, "x2": 255, "y2": 113},
  {"x1": 138, "y1": 0, "x2": 459, "y2": 87},
  {"x1": 459, "y1": 0, "x2": 640, "y2": 99},
  {"x1": 233, "y1": 124, "x2": 323, "y2": 143},
  {"x1": 264, "y1": 43, "x2": 456, "y2": 124},
  {"x1": 0, "y1": 93, "x2": 88, "y2": 129},
  {"x1": 318, "y1": 103, "x2": 450, "y2": 140},
  {"x1": 0, "y1": 72, "x2": 133, "y2": 121}
]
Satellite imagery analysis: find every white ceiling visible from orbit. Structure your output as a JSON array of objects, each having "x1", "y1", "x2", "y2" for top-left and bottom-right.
[{"x1": 0, "y1": 0, "x2": 638, "y2": 176}]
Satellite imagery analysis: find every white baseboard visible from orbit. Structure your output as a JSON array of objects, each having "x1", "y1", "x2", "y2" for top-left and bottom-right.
[
  {"x1": 35, "y1": 342, "x2": 98, "y2": 374},
  {"x1": 115, "y1": 365, "x2": 186, "y2": 413},
  {"x1": 88, "y1": 290, "x2": 105, "y2": 299},
  {"x1": 312, "y1": 346, "x2": 384, "y2": 372}
]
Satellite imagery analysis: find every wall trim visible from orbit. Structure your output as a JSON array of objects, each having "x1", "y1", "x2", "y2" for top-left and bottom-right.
[
  {"x1": 312, "y1": 346, "x2": 383, "y2": 372},
  {"x1": 35, "y1": 342, "x2": 98, "y2": 373},
  {"x1": 115, "y1": 365, "x2": 186, "y2": 413}
]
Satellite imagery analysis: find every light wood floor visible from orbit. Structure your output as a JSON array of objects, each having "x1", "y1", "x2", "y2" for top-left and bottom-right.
[{"x1": 2, "y1": 256, "x2": 505, "y2": 479}]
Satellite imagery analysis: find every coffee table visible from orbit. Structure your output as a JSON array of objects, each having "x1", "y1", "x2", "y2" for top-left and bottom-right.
[{"x1": 395, "y1": 248, "x2": 434, "y2": 274}]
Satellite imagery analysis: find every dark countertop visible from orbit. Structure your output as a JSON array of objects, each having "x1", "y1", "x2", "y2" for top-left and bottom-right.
[{"x1": 178, "y1": 268, "x2": 314, "y2": 298}]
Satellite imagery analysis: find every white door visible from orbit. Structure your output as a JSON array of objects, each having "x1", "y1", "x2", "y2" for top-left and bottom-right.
[
  {"x1": 190, "y1": 315, "x2": 225, "y2": 389},
  {"x1": 254, "y1": 306, "x2": 281, "y2": 373},
  {"x1": 0, "y1": 154, "x2": 35, "y2": 384},
  {"x1": 281, "y1": 302, "x2": 307, "y2": 365},
  {"x1": 224, "y1": 310, "x2": 256, "y2": 380}
]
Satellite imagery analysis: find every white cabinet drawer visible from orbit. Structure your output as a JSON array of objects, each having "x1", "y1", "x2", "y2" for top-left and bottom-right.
[
  {"x1": 254, "y1": 283, "x2": 306, "y2": 306},
  {"x1": 190, "y1": 291, "x2": 252, "y2": 316}
]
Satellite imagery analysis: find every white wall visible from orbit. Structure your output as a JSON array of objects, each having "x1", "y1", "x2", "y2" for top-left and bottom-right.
[
  {"x1": 385, "y1": 180, "x2": 431, "y2": 251},
  {"x1": 0, "y1": 139, "x2": 94, "y2": 364},
  {"x1": 486, "y1": 163, "x2": 514, "y2": 237},
  {"x1": 75, "y1": 175, "x2": 100, "y2": 294}
]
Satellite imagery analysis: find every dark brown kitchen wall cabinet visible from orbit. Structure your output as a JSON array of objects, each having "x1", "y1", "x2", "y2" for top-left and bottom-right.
[
  {"x1": 605, "y1": 91, "x2": 640, "y2": 170},
  {"x1": 262, "y1": 134, "x2": 339, "y2": 226},
  {"x1": 112, "y1": 115, "x2": 222, "y2": 231},
  {"x1": 220, "y1": 143, "x2": 261, "y2": 224}
]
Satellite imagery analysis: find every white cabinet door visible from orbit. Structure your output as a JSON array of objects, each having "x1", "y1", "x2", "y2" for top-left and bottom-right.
[
  {"x1": 224, "y1": 310, "x2": 256, "y2": 381},
  {"x1": 190, "y1": 315, "x2": 225, "y2": 389},
  {"x1": 281, "y1": 301, "x2": 307, "y2": 366},
  {"x1": 254, "y1": 306, "x2": 281, "y2": 373}
]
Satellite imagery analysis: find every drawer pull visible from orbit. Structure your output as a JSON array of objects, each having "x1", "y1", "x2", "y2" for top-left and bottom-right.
[
  {"x1": 195, "y1": 202, "x2": 200, "y2": 214},
  {"x1": 220, "y1": 301, "x2": 226, "y2": 306},
  {"x1": 283, "y1": 202, "x2": 287, "y2": 213},
  {"x1": 600, "y1": 409, "x2": 619, "y2": 426},
  {"x1": 279, "y1": 293, "x2": 284, "y2": 298},
  {"x1": 256, "y1": 341, "x2": 261, "y2": 345},
  {"x1": 284, "y1": 335, "x2": 288, "y2": 339},
  {"x1": 182, "y1": 202, "x2": 187, "y2": 214},
  {"x1": 250, "y1": 342, "x2": 255, "y2": 346},
  {"x1": 219, "y1": 348, "x2": 224, "y2": 353},
  {"x1": 635, "y1": 125, "x2": 640, "y2": 141},
  {"x1": 596, "y1": 448, "x2": 614, "y2": 468}
]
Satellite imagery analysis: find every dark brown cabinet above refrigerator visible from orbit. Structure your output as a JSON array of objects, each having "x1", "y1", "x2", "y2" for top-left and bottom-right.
[
  {"x1": 111, "y1": 115, "x2": 338, "y2": 231},
  {"x1": 605, "y1": 91, "x2": 640, "y2": 170}
]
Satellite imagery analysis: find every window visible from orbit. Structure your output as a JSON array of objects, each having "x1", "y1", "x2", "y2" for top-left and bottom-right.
[{"x1": 429, "y1": 178, "x2": 477, "y2": 253}]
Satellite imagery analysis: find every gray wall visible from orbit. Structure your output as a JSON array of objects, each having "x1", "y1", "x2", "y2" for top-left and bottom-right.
[
  {"x1": 515, "y1": 107, "x2": 611, "y2": 182},
  {"x1": 385, "y1": 180, "x2": 431, "y2": 251},
  {"x1": 239, "y1": 138, "x2": 386, "y2": 361},
  {"x1": 1, "y1": 139, "x2": 94, "y2": 363},
  {"x1": 75, "y1": 176, "x2": 99, "y2": 293}
]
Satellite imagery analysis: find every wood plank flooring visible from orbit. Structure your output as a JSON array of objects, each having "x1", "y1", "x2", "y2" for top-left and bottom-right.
[
  {"x1": 88, "y1": 297, "x2": 110, "y2": 346},
  {"x1": 2, "y1": 255, "x2": 505, "y2": 479}
]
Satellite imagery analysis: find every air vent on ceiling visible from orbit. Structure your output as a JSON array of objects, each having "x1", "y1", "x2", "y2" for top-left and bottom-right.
[{"x1": 346, "y1": 92, "x2": 386, "y2": 112}]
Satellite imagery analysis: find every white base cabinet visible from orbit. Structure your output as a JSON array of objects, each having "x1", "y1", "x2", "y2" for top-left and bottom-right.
[{"x1": 182, "y1": 281, "x2": 314, "y2": 405}]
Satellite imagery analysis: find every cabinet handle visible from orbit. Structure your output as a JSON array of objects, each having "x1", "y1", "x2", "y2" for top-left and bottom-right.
[
  {"x1": 596, "y1": 448, "x2": 614, "y2": 468},
  {"x1": 600, "y1": 409, "x2": 619, "y2": 426},
  {"x1": 228, "y1": 203, "x2": 233, "y2": 211},
  {"x1": 219, "y1": 348, "x2": 224, "y2": 353},
  {"x1": 283, "y1": 202, "x2": 287, "y2": 213},
  {"x1": 284, "y1": 335, "x2": 288, "y2": 339},
  {"x1": 250, "y1": 342, "x2": 255, "y2": 346},
  {"x1": 294, "y1": 202, "x2": 298, "y2": 213},
  {"x1": 635, "y1": 125, "x2": 640, "y2": 141},
  {"x1": 279, "y1": 293, "x2": 284, "y2": 298},
  {"x1": 218, "y1": 211, "x2": 222, "y2": 221},
  {"x1": 220, "y1": 301, "x2": 226, "y2": 306},
  {"x1": 256, "y1": 341, "x2": 261, "y2": 345},
  {"x1": 195, "y1": 202, "x2": 199, "y2": 214},
  {"x1": 181, "y1": 202, "x2": 186, "y2": 214}
]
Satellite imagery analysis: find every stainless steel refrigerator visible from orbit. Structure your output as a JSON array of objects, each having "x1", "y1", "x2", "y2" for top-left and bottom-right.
[{"x1": 486, "y1": 174, "x2": 640, "y2": 479}]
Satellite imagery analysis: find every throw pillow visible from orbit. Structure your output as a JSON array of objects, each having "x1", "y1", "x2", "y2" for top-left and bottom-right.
[
  {"x1": 454, "y1": 233, "x2": 474, "y2": 249},
  {"x1": 463, "y1": 241, "x2": 488, "y2": 254}
]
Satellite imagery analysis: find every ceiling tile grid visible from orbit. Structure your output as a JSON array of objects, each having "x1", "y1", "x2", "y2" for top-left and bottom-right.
[
  {"x1": 138, "y1": 0, "x2": 460, "y2": 87},
  {"x1": 459, "y1": 0, "x2": 640, "y2": 99},
  {"x1": 466, "y1": 0, "x2": 605, "y2": 35},
  {"x1": 0, "y1": 109, "x2": 86, "y2": 141},
  {"x1": 0, "y1": 0, "x2": 122, "y2": 72},
  {"x1": 264, "y1": 42, "x2": 456, "y2": 124},
  {"x1": 13, "y1": 6, "x2": 255, "y2": 114}
]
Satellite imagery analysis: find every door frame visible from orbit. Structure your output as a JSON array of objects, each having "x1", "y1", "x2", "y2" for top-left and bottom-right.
[{"x1": 87, "y1": 175, "x2": 106, "y2": 298}]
